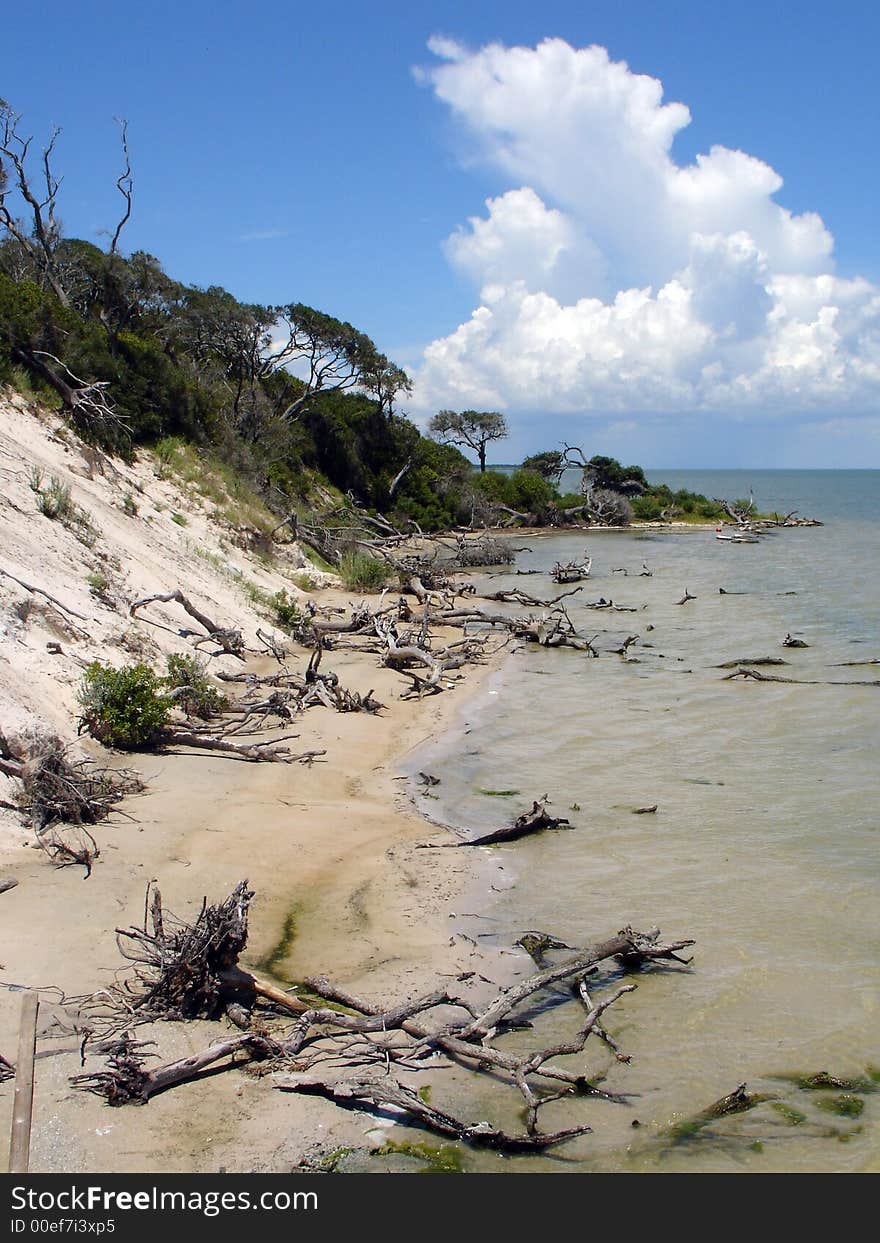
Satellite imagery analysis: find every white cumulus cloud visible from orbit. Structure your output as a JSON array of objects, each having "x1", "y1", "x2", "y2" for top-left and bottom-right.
[{"x1": 411, "y1": 36, "x2": 880, "y2": 427}]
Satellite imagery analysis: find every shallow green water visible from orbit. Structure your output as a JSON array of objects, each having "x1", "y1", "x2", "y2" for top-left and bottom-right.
[{"x1": 410, "y1": 471, "x2": 880, "y2": 1172}]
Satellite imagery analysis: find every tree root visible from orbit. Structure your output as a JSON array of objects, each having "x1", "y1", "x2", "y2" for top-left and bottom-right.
[{"x1": 72, "y1": 882, "x2": 694, "y2": 1153}]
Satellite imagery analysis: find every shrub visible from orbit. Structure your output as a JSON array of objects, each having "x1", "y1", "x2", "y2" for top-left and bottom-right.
[
  {"x1": 269, "y1": 589, "x2": 305, "y2": 629},
  {"x1": 86, "y1": 570, "x2": 111, "y2": 597},
  {"x1": 35, "y1": 475, "x2": 76, "y2": 521},
  {"x1": 121, "y1": 492, "x2": 138, "y2": 516},
  {"x1": 165, "y1": 653, "x2": 228, "y2": 719},
  {"x1": 171, "y1": 511, "x2": 188, "y2": 526},
  {"x1": 33, "y1": 474, "x2": 98, "y2": 544},
  {"x1": 631, "y1": 495, "x2": 663, "y2": 520},
  {"x1": 77, "y1": 662, "x2": 169, "y2": 749},
  {"x1": 339, "y1": 549, "x2": 389, "y2": 592}
]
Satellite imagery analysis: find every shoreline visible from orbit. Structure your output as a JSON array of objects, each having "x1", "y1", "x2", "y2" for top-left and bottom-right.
[{"x1": 0, "y1": 617, "x2": 506, "y2": 1173}]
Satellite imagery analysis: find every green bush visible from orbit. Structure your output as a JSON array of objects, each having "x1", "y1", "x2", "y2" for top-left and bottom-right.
[
  {"x1": 35, "y1": 475, "x2": 76, "y2": 521},
  {"x1": 165, "y1": 652, "x2": 228, "y2": 719},
  {"x1": 631, "y1": 495, "x2": 663, "y2": 520},
  {"x1": 270, "y1": 589, "x2": 306, "y2": 629},
  {"x1": 339, "y1": 549, "x2": 389, "y2": 592},
  {"x1": 86, "y1": 570, "x2": 111, "y2": 597},
  {"x1": 77, "y1": 662, "x2": 169, "y2": 749}
]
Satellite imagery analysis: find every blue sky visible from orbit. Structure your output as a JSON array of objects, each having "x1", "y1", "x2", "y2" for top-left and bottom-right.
[{"x1": 4, "y1": 1, "x2": 880, "y2": 466}]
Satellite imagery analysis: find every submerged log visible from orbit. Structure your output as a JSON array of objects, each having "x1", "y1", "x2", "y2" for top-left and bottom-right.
[
  {"x1": 664, "y1": 1082, "x2": 770, "y2": 1143},
  {"x1": 724, "y1": 667, "x2": 880, "y2": 687}
]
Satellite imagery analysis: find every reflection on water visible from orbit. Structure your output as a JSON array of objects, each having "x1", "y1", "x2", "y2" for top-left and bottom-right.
[{"x1": 412, "y1": 473, "x2": 880, "y2": 1172}]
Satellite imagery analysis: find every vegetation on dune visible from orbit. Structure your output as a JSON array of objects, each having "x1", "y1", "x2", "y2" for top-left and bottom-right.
[
  {"x1": 0, "y1": 99, "x2": 730, "y2": 536},
  {"x1": 77, "y1": 662, "x2": 170, "y2": 749}
]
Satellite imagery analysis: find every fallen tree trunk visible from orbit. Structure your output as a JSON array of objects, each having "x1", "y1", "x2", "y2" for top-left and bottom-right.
[
  {"x1": 74, "y1": 881, "x2": 694, "y2": 1151},
  {"x1": 278, "y1": 1074, "x2": 593, "y2": 1153},
  {"x1": 459, "y1": 927, "x2": 694, "y2": 1040},
  {"x1": 129, "y1": 590, "x2": 245, "y2": 659},
  {"x1": 723, "y1": 667, "x2": 880, "y2": 687},
  {"x1": 72, "y1": 1032, "x2": 276, "y2": 1104},
  {"x1": 163, "y1": 730, "x2": 326, "y2": 764}
]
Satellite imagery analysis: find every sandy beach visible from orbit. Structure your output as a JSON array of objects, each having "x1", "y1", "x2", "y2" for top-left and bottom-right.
[{"x1": 0, "y1": 393, "x2": 503, "y2": 1172}]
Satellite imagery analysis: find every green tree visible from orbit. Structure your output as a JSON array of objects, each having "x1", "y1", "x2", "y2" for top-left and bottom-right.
[
  {"x1": 428, "y1": 409, "x2": 509, "y2": 473},
  {"x1": 521, "y1": 450, "x2": 564, "y2": 480}
]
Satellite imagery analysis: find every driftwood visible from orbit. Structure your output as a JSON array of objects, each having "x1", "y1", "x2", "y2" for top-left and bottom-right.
[
  {"x1": 0, "y1": 732, "x2": 143, "y2": 830},
  {"x1": 458, "y1": 799, "x2": 572, "y2": 847},
  {"x1": 674, "y1": 589, "x2": 697, "y2": 605},
  {"x1": 280, "y1": 1075, "x2": 594, "y2": 1152},
  {"x1": 716, "y1": 657, "x2": 788, "y2": 669},
  {"x1": 0, "y1": 565, "x2": 89, "y2": 622},
  {"x1": 163, "y1": 730, "x2": 326, "y2": 764},
  {"x1": 73, "y1": 1032, "x2": 277, "y2": 1105},
  {"x1": 129, "y1": 590, "x2": 245, "y2": 659},
  {"x1": 36, "y1": 823, "x2": 100, "y2": 877},
  {"x1": 74, "y1": 882, "x2": 694, "y2": 1153},
  {"x1": 724, "y1": 667, "x2": 880, "y2": 688},
  {"x1": 0, "y1": 878, "x2": 19, "y2": 895},
  {"x1": 480, "y1": 586, "x2": 583, "y2": 608},
  {"x1": 552, "y1": 556, "x2": 592, "y2": 584}
]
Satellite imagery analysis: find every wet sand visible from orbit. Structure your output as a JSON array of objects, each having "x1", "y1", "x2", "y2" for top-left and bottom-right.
[{"x1": 0, "y1": 643, "x2": 499, "y2": 1173}]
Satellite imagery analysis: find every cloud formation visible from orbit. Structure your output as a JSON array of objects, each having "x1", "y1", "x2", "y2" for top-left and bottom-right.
[{"x1": 413, "y1": 37, "x2": 880, "y2": 422}]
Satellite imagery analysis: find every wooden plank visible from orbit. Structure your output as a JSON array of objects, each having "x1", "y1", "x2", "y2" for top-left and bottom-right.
[{"x1": 8, "y1": 992, "x2": 39, "y2": 1174}]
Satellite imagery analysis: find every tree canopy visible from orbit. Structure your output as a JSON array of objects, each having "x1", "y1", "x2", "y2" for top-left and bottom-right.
[{"x1": 427, "y1": 409, "x2": 509, "y2": 472}]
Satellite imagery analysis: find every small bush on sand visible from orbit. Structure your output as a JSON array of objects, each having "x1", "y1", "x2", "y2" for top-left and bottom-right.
[
  {"x1": 164, "y1": 653, "x2": 228, "y2": 719},
  {"x1": 35, "y1": 475, "x2": 77, "y2": 521},
  {"x1": 78, "y1": 662, "x2": 169, "y2": 749},
  {"x1": 270, "y1": 589, "x2": 306, "y2": 629},
  {"x1": 86, "y1": 570, "x2": 111, "y2": 598},
  {"x1": 339, "y1": 550, "x2": 388, "y2": 592}
]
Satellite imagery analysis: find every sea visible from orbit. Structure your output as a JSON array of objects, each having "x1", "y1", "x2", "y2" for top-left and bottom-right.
[{"x1": 409, "y1": 470, "x2": 880, "y2": 1173}]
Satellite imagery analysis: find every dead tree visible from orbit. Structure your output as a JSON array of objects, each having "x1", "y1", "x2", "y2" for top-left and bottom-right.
[
  {"x1": 0, "y1": 104, "x2": 68, "y2": 305},
  {"x1": 74, "y1": 882, "x2": 694, "y2": 1152},
  {"x1": 0, "y1": 732, "x2": 142, "y2": 876},
  {"x1": 129, "y1": 591, "x2": 245, "y2": 659}
]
